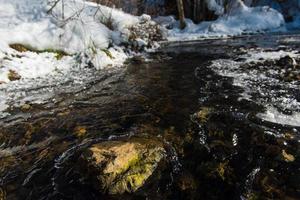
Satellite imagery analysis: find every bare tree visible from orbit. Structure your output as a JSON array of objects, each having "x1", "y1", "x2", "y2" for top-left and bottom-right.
[{"x1": 176, "y1": 0, "x2": 186, "y2": 29}]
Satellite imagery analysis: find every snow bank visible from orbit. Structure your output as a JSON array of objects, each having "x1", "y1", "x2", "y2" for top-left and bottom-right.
[
  {"x1": 0, "y1": 0, "x2": 139, "y2": 53},
  {"x1": 0, "y1": 0, "x2": 160, "y2": 115},
  {"x1": 206, "y1": 0, "x2": 224, "y2": 15},
  {"x1": 0, "y1": 0, "x2": 154, "y2": 85},
  {"x1": 253, "y1": 0, "x2": 300, "y2": 30},
  {"x1": 166, "y1": 0, "x2": 285, "y2": 41}
]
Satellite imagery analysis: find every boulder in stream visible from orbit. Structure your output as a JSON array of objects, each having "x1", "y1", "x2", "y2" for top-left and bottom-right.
[
  {"x1": 79, "y1": 137, "x2": 166, "y2": 195},
  {"x1": 277, "y1": 55, "x2": 296, "y2": 68}
]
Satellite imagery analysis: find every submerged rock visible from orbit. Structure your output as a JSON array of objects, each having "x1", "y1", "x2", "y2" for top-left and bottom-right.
[
  {"x1": 80, "y1": 137, "x2": 166, "y2": 195},
  {"x1": 0, "y1": 187, "x2": 5, "y2": 200},
  {"x1": 277, "y1": 55, "x2": 296, "y2": 68},
  {"x1": 281, "y1": 149, "x2": 295, "y2": 162}
]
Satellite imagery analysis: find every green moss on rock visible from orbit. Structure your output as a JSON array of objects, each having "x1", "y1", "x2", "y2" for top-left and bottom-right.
[
  {"x1": 9, "y1": 43, "x2": 68, "y2": 60},
  {"x1": 80, "y1": 137, "x2": 165, "y2": 194}
]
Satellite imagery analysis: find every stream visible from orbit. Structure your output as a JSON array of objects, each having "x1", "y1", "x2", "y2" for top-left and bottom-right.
[{"x1": 0, "y1": 33, "x2": 300, "y2": 200}]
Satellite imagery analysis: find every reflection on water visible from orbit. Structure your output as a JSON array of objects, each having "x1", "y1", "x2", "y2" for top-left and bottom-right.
[{"x1": 0, "y1": 40, "x2": 300, "y2": 199}]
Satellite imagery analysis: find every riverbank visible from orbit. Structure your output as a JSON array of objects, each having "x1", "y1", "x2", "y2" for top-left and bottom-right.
[{"x1": 0, "y1": 34, "x2": 299, "y2": 199}]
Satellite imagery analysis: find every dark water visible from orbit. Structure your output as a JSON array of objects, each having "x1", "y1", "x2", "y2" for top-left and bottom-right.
[{"x1": 0, "y1": 36, "x2": 300, "y2": 200}]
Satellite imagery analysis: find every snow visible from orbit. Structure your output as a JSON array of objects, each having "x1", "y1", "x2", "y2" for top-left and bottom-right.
[
  {"x1": 0, "y1": 0, "x2": 139, "y2": 54},
  {"x1": 166, "y1": 0, "x2": 285, "y2": 41},
  {"x1": 0, "y1": 0, "x2": 149, "y2": 116},
  {"x1": 0, "y1": 0, "x2": 149, "y2": 75},
  {"x1": 257, "y1": 107, "x2": 300, "y2": 127},
  {"x1": 246, "y1": 50, "x2": 299, "y2": 62},
  {"x1": 208, "y1": 49, "x2": 300, "y2": 127},
  {"x1": 254, "y1": 0, "x2": 300, "y2": 30},
  {"x1": 0, "y1": 52, "x2": 73, "y2": 81},
  {"x1": 206, "y1": 0, "x2": 224, "y2": 15}
]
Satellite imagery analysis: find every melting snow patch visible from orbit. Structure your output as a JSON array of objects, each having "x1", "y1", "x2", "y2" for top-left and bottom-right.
[
  {"x1": 244, "y1": 50, "x2": 299, "y2": 62},
  {"x1": 209, "y1": 50, "x2": 300, "y2": 121},
  {"x1": 257, "y1": 107, "x2": 300, "y2": 127}
]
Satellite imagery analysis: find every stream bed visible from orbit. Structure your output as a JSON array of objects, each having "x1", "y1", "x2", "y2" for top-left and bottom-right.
[{"x1": 0, "y1": 33, "x2": 300, "y2": 200}]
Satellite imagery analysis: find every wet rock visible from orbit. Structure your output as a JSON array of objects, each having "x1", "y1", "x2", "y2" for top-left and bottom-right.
[
  {"x1": 281, "y1": 150, "x2": 295, "y2": 162},
  {"x1": 8, "y1": 70, "x2": 21, "y2": 81},
  {"x1": 177, "y1": 172, "x2": 197, "y2": 191},
  {"x1": 263, "y1": 59, "x2": 276, "y2": 67},
  {"x1": 80, "y1": 137, "x2": 166, "y2": 195},
  {"x1": 215, "y1": 161, "x2": 233, "y2": 181},
  {"x1": 284, "y1": 132, "x2": 295, "y2": 140},
  {"x1": 283, "y1": 71, "x2": 300, "y2": 82},
  {"x1": 128, "y1": 15, "x2": 165, "y2": 50},
  {"x1": 194, "y1": 107, "x2": 213, "y2": 124},
  {"x1": 0, "y1": 187, "x2": 5, "y2": 200},
  {"x1": 128, "y1": 56, "x2": 145, "y2": 64},
  {"x1": 20, "y1": 104, "x2": 31, "y2": 112},
  {"x1": 277, "y1": 55, "x2": 296, "y2": 68},
  {"x1": 74, "y1": 126, "x2": 87, "y2": 138}
]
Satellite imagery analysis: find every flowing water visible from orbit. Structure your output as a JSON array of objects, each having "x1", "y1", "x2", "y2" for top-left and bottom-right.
[{"x1": 0, "y1": 33, "x2": 300, "y2": 199}]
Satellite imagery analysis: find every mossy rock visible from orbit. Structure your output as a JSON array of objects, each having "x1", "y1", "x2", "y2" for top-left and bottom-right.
[
  {"x1": 9, "y1": 43, "x2": 68, "y2": 60},
  {"x1": 80, "y1": 137, "x2": 166, "y2": 195}
]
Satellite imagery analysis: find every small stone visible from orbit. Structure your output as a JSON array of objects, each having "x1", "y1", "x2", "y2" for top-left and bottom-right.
[
  {"x1": 74, "y1": 126, "x2": 87, "y2": 138},
  {"x1": 277, "y1": 55, "x2": 296, "y2": 68},
  {"x1": 20, "y1": 104, "x2": 31, "y2": 111},
  {"x1": 8, "y1": 70, "x2": 21, "y2": 81},
  {"x1": 195, "y1": 107, "x2": 213, "y2": 124},
  {"x1": 281, "y1": 150, "x2": 295, "y2": 162},
  {"x1": 130, "y1": 56, "x2": 145, "y2": 64},
  {"x1": 177, "y1": 172, "x2": 197, "y2": 191},
  {"x1": 284, "y1": 133, "x2": 295, "y2": 140}
]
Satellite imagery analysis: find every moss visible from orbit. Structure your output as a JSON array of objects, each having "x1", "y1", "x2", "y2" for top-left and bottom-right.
[
  {"x1": 9, "y1": 44, "x2": 29, "y2": 52},
  {"x1": 83, "y1": 138, "x2": 165, "y2": 195},
  {"x1": 0, "y1": 187, "x2": 5, "y2": 200},
  {"x1": 110, "y1": 163, "x2": 153, "y2": 194},
  {"x1": 9, "y1": 43, "x2": 69, "y2": 60},
  {"x1": 73, "y1": 126, "x2": 87, "y2": 138},
  {"x1": 196, "y1": 107, "x2": 213, "y2": 124},
  {"x1": 217, "y1": 162, "x2": 226, "y2": 180},
  {"x1": 101, "y1": 49, "x2": 114, "y2": 59},
  {"x1": 245, "y1": 193, "x2": 260, "y2": 200},
  {"x1": 20, "y1": 104, "x2": 31, "y2": 112},
  {"x1": 208, "y1": 129, "x2": 224, "y2": 138},
  {"x1": 108, "y1": 149, "x2": 161, "y2": 194}
]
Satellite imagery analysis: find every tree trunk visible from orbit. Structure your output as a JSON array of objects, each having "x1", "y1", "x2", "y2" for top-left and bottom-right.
[
  {"x1": 176, "y1": 0, "x2": 186, "y2": 29},
  {"x1": 137, "y1": 0, "x2": 145, "y2": 16}
]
